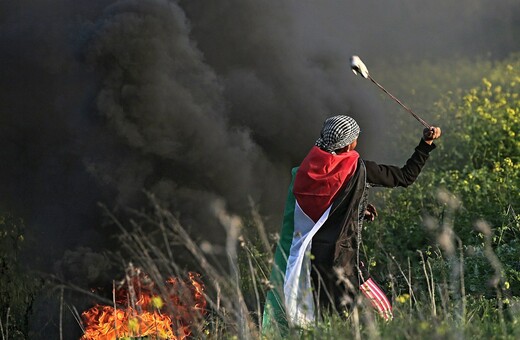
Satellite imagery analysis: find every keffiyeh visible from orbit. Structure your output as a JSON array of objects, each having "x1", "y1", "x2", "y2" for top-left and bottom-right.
[{"x1": 315, "y1": 115, "x2": 360, "y2": 152}]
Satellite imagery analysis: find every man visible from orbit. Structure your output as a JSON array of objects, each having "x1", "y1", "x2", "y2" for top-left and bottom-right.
[{"x1": 263, "y1": 115, "x2": 441, "y2": 331}]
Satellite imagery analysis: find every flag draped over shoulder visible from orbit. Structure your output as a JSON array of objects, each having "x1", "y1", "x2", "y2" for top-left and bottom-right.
[
  {"x1": 293, "y1": 146, "x2": 359, "y2": 222},
  {"x1": 262, "y1": 148, "x2": 393, "y2": 334},
  {"x1": 263, "y1": 149, "x2": 359, "y2": 332}
]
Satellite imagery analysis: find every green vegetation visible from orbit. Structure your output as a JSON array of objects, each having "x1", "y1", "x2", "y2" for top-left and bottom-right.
[
  {"x1": 0, "y1": 214, "x2": 42, "y2": 339},
  {"x1": 268, "y1": 54, "x2": 520, "y2": 338},
  {"x1": 364, "y1": 54, "x2": 519, "y2": 285},
  {"x1": 357, "y1": 54, "x2": 520, "y2": 338}
]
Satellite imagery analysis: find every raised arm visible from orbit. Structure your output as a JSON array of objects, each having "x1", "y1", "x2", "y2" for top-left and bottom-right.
[{"x1": 364, "y1": 127, "x2": 441, "y2": 188}]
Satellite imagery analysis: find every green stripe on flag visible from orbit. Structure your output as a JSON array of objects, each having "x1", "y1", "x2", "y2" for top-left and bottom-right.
[{"x1": 262, "y1": 167, "x2": 298, "y2": 336}]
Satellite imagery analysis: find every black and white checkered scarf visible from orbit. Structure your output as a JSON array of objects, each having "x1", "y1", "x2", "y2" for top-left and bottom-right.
[{"x1": 315, "y1": 115, "x2": 360, "y2": 153}]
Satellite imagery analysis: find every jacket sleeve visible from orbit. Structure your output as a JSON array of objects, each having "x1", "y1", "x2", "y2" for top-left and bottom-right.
[{"x1": 363, "y1": 139, "x2": 436, "y2": 188}]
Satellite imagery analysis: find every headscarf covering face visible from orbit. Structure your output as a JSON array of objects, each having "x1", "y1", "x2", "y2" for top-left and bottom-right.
[{"x1": 315, "y1": 115, "x2": 360, "y2": 153}]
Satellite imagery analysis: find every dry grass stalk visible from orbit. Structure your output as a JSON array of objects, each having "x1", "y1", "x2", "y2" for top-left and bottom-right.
[
  {"x1": 0, "y1": 307, "x2": 9, "y2": 340},
  {"x1": 475, "y1": 219, "x2": 506, "y2": 334},
  {"x1": 385, "y1": 251, "x2": 419, "y2": 308},
  {"x1": 418, "y1": 250, "x2": 436, "y2": 317}
]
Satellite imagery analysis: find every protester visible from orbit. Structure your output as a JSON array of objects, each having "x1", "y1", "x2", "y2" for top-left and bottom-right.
[{"x1": 263, "y1": 115, "x2": 441, "y2": 330}]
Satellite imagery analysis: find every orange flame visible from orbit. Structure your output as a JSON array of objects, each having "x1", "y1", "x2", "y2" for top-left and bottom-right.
[{"x1": 81, "y1": 271, "x2": 206, "y2": 340}]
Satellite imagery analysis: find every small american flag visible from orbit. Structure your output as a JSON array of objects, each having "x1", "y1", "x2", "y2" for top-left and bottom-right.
[{"x1": 360, "y1": 278, "x2": 393, "y2": 321}]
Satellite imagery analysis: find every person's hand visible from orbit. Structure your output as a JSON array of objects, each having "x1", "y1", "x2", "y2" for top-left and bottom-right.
[
  {"x1": 423, "y1": 127, "x2": 442, "y2": 145},
  {"x1": 364, "y1": 203, "x2": 378, "y2": 222}
]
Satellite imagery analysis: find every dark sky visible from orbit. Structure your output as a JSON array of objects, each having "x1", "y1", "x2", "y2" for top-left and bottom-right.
[{"x1": 1, "y1": 0, "x2": 519, "y2": 272}]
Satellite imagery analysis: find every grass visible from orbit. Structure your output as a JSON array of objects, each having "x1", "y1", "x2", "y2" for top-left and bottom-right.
[{"x1": 64, "y1": 191, "x2": 520, "y2": 339}]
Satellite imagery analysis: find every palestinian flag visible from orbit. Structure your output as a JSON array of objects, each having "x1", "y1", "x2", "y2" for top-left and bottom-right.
[
  {"x1": 262, "y1": 167, "x2": 334, "y2": 330},
  {"x1": 262, "y1": 150, "x2": 393, "y2": 333},
  {"x1": 263, "y1": 147, "x2": 359, "y2": 332}
]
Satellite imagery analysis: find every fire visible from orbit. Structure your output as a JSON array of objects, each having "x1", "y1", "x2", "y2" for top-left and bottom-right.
[{"x1": 81, "y1": 269, "x2": 206, "y2": 340}]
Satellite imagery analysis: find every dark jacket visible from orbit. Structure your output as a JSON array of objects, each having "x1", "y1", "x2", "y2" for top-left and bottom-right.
[{"x1": 310, "y1": 139, "x2": 436, "y2": 310}]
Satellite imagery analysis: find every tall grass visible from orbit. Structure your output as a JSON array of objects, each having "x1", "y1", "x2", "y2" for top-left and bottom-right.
[{"x1": 70, "y1": 190, "x2": 520, "y2": 339}]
